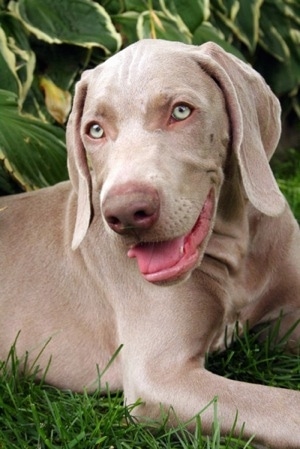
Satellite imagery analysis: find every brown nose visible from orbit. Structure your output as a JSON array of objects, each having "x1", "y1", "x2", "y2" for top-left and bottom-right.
[{"x1": 102, "y1": 183, "x2": 160, "y2": 235}]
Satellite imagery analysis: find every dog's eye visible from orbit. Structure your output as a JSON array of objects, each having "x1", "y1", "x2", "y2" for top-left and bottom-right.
[
  {"x1": 88, "y1": 123, "x2": 104, "y2": 139},
  {"x1": 171, "y1": 104, "x2": 192, "y2": 121}
]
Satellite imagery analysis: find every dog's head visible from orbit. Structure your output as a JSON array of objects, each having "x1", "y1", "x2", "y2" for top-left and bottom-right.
[{"x1": 66, "y1": 39, "x2": 285, "y2": 283}]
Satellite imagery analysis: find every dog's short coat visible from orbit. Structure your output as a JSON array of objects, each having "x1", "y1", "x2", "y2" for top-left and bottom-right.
[{"x1": 1, "y1": 40, "x2": 300, "y2": 448}]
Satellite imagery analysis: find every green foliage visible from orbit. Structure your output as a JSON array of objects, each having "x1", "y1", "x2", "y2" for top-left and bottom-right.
[
  {"x1": 272, "y1": 148, "x2": 300, "y2": 221},
  {"x1": 0, "y1": 89, "x2": 67, "y2": 190},
  {"x1": 0, "y1": 0, "x2": 122, "y2": 194},
  {"x1": 0, "y1": 0, "x2": 299, "y2": 212}
]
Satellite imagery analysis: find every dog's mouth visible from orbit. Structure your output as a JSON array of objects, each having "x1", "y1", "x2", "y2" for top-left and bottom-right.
[{"x1": 127, "y1": 191, "x2": 214, "y2": 283}]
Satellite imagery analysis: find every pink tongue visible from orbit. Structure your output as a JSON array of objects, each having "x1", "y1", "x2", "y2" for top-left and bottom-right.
[{"x1": 127, "y1": 237, "x2": 185, "y2": 274}]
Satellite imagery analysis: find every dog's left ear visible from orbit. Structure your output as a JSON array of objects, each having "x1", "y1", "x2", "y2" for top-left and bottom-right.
[
  {"x1": 195, "y1": 42, "x2": 285, "y2": 216},
  {"x1": 66, "y1": 70, "x2": 93, "y2": 250}
]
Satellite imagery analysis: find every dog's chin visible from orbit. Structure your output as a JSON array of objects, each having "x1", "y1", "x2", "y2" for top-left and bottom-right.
[{"x1": 127, "y1": 190, "x2": 215, "y2": 285}]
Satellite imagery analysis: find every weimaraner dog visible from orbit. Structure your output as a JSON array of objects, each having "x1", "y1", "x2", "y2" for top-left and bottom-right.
[{"x1": 1, "y1": 39, "x2": 300, "y2": 447}]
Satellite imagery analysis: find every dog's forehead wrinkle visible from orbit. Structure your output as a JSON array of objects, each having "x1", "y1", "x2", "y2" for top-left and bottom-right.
[
  {"x1": 98, "y1": 45, "x2": 209, "y2": 97},
  {"x1": 88, "y1": 53, "x2": 224, "y2": 125}
]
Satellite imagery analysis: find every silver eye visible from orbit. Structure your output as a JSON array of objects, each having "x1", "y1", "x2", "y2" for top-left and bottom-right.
[
  {"x1": 171, "y1": 104, "x2": 192, "y2": 121},
  {"x1": 88, "y1": 123, "x2": 104, "y2": 139}
]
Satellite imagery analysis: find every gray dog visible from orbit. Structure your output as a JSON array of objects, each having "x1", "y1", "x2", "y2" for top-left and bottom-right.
[{"x1": 1, "y1": 40, "x2": 300, "y2": 448}]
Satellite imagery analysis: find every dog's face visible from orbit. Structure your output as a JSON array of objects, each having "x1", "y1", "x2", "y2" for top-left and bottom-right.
[
  {"x1": 67, "y1": 39, "x2": 284, "y2": 284},
  {"x1": 79, "y1": 43, "x2": 230, "y2": 283}
]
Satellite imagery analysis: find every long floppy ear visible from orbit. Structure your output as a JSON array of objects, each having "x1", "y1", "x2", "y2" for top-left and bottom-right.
[
  {"x1": 66, "y1": 70, "x2": 93, "y2": 250},
  {"x1": 194, "y1": 42, "x2": 285, "y2": 216}
]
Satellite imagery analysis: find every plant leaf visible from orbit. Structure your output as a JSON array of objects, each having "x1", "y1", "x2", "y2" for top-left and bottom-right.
[
  {"x1": 137, "y1": 10, "x2": 191, "y2": 42},
  {"x1": 0, "y1": 12, "x2": 36, "y2": 104},
  {"x1": 0, "y1": 26, "x2": 20, "y2": 96},
  {"x1": 192, "y1": 21, "x2": 246, "y2": 60},
  {"x1": 211, "y1": 0, "x2": 263, "y2": 52},
  {"x1": 0, "y1": 89, "x2": 68, "y2": 191},
  {"x1": 163, "y1": 0, "x2": 210, "y2": 32},
  {"x1": 9, "y1": 0, "x2": 121, "y2": 54},
  {"x1": 256, "y1": 0, "x2": 300, "y2": 96},
  {"x1": 259, "y1": 15, "x2": 290, "y2": 62}
]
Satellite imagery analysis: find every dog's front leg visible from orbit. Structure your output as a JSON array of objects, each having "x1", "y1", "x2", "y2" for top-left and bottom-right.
[
  {"x1": 117, "y1": 277, "x2": 300, "y2": 449},
  {"x1": 124, "y1": 361, "x2": 300, "y2": 448}
]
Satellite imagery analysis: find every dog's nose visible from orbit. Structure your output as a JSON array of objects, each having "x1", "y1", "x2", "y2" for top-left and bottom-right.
[{"x1": 102, "y1": 184, "x2": 160, "y2": 235}]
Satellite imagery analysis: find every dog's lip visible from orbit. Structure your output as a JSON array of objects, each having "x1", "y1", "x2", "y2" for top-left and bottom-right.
[{"x1": 127, "y1": 190, "x2": 214, "y2": 283}]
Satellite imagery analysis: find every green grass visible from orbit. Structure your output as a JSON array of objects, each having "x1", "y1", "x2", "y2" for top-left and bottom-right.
[
  {"x1": 272, "y1": 148, "x2": 300, "y2": 221},
  {"x1": 0, "y1": 322, "x2": 299, "y2": 449}
]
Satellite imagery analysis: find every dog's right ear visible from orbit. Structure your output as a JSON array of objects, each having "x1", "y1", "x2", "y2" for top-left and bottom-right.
[
  {"x1": 194, "y1": 42, "x2": 285, "y2": 217},
  {"x1": 66, "y1": 70, "x2": 93, "y2": 250}
]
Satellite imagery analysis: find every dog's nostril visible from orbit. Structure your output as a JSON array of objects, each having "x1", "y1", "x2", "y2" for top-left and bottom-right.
[
  {"x1": 134, "y1": 210, "x2": 149, "y2": 220},
  {"x1": 107, "y1": 216, "x2": 120, "y2": 226}
]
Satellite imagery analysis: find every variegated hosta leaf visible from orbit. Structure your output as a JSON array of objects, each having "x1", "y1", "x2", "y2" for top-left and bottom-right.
[
  {"x1": 259, "y1": 23, "x2": 290, "y2": 63},
  {"x1": 0, "y1": 13, "x2": 35, "y2": 104},
  {"x1": 137, "y1": 10, "x2": 192, "y2": 42},
  {"x1": 258, "y1": 0, "x2": 300, "y2": 97},
  {"x1": 192, "y1": 21, "x2": 246, "y2": 59},
  {"x1": 0, "y1": 89, "x2": 68, "y2": 191},
  {"x1": 9, "y1": 0, "x2": 121, "y2": 54},
  {"x1": 211, "y1": 0, "x2": 263, "y2": 52},
  {"x1": 162, "y1": 0, "x2": 210, "y2": 32},
  {"x1": 0, "y1": 27, "x2": 20, "y2": 96}
]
